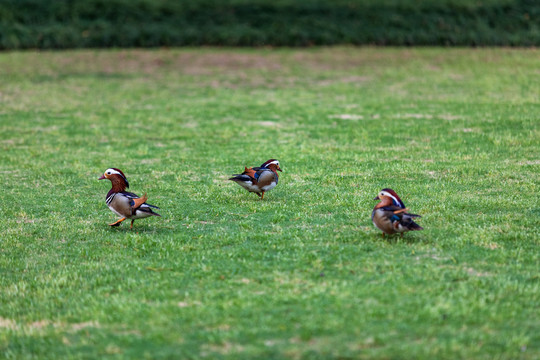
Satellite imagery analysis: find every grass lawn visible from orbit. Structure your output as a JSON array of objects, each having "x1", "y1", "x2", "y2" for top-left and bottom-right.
[{"x1": 0, "y1": 47, "x2": 538, "y2": 359}]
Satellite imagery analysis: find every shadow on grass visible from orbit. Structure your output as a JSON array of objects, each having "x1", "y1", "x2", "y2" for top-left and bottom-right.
[
  {"x1": 99, "y1": 222, "x2": 176, "y2": 235},
  {"x1": 377, "y1": 233, "x2": 424, "y2": 245}
]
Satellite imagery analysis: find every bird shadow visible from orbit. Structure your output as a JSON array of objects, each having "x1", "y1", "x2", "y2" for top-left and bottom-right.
[
  {"x1": 102, "y1": 221, "x2": 175, "y2": 235},
  {"x1": 377, "y1": 234, "x2": 421, "y2": 245}
]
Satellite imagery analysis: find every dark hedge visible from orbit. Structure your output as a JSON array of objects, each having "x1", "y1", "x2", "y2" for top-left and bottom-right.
[{"x1": 0, "y1": 0, "x2": 538, "y2": 49}]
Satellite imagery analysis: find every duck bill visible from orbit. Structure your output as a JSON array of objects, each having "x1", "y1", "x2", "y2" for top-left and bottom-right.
[
  {"x1": 98, "y1": 175, "x2": 106, "y2": 180},
  {"x1": 373, "y1": 196, "x2": 380, "y2": 200},
  {"x1": 277, "y1": 167, "x2": 283, "y2": 172}
]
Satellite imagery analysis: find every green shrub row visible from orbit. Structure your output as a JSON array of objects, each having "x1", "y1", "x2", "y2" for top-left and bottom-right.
[{"x1": 0, "y1": 0, "x2": 538, "y2": 49}]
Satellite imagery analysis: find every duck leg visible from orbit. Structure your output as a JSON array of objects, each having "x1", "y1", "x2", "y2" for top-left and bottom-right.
[
  {"x1": 130, "y1": 220, "x2": 135, "y2": 229},
  {"x1": 109, "y1": 217, "x2": 126, "y2": 226},
  {"x1": 260, "y1": 191, "x2": 265, "y2": 200}
]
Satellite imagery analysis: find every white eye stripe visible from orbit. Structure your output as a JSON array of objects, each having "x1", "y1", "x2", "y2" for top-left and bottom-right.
[
  {"x1": 381, "y1": 192, "x2": 401, "y2": 206},
  {"x1": 105, "y1": 168, "x2": 122, "y2": 176}
]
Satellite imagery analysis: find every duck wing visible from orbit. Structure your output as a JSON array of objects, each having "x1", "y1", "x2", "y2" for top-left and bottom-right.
[
  {"x1": 120, "y1": 191, "x2": 160, "y2": 210},
  {"x1": 229, "y1": 167, "x2": 258, "y2": 184}
]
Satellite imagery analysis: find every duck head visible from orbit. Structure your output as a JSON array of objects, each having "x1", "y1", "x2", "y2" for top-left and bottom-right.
[
  {"x1": 374, "y1": 188, "x2": 405, "y2": 208},
  {"x1": 261, "y1": 159, "x2": 282, "y2": 172},
  {"x1": 99, "y1": 168, "x2": 129, "y2": 190}
]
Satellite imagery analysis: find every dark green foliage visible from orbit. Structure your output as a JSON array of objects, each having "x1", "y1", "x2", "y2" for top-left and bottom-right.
[{"x1": 0, "y1": 0, "x2": 538, "y2": 48}]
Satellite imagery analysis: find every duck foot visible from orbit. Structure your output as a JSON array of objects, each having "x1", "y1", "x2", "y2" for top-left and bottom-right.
[{"x1": 109, "y1": 217, "x2": 126, "y2": 226}]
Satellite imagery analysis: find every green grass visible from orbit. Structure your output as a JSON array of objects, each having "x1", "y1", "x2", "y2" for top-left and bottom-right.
[{"x1": 0, "y1": 47, "x2": 539, "y2": 359}]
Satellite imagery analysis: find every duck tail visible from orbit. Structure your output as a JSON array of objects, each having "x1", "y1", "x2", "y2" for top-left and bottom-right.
[{"x1": 408, "y1": 221, "x2": 423, "y2": 231}]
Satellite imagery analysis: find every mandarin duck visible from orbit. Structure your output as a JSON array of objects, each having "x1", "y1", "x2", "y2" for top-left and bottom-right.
[
  {"x1": 372, "y1": 188, "x2": 423, "y2": 237},
  {"x1": 229, "y1": 159, "x2": 282, "y2": 200},
  {"x1": 99, "y1": 168, "x2": 160, "y2": 229}
]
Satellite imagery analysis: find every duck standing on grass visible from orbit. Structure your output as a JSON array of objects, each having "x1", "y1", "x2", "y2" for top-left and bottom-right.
[
  {"x1": 229, "y1": 159, "x2": 282, "y2": 200},
  {"x1": 372, "y1": 188, "x2": 423, "y2": 237},
  {"x1": 99, "y1": 168, "x2": 160, "y2": 229}
]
